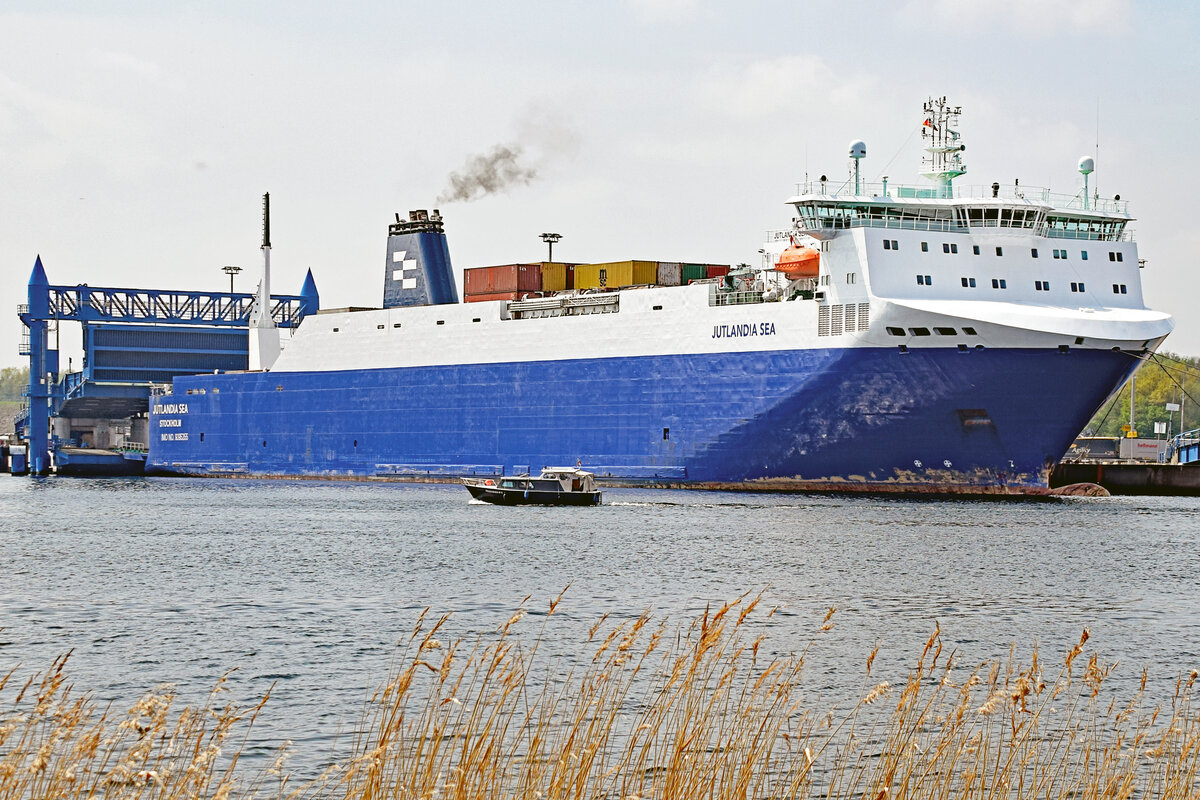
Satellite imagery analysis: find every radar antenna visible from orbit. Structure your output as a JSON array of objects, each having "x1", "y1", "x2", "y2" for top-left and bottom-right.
[{"x1": 919, "y1": 97, "x2": 966, "y2": 199}]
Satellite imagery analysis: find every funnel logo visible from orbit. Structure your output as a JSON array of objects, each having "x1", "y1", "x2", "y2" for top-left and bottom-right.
[{"x1": 391, "y1": 251, "x2": 418, "y2": 289}]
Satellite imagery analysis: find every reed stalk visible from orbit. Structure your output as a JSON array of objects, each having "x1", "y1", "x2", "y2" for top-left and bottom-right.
[{"x1": 3, "y1": 595, "x2": 1200, "y2": 799}]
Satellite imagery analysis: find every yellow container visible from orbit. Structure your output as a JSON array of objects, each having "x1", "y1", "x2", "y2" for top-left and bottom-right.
[
  {"x1": 541, "y1": 262, "x2": 568, "y2": 292},
  {"x1": 575, "y1": 260, "x2": 657, "y2": 289}
]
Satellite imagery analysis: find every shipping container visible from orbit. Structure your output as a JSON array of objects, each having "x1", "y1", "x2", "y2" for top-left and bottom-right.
[
  {"x1": 463, "y1": 264, "x2": 542, "y2": 295},
  {"x1": 681, "y1": 264, "x2": 708, "y2": 284},
  {"x1": 574, "y1": 260, "x2": 657, "y2": 290},
  {"x1": 463, "y1": 291, "x2": 519, "y2": 303},
  {"x1": 541, "y1": 262, "x2": 569, "y2": 292},
  {"x1": 706, "y1": 264, "x2": 731, "y2": 279},
  {"x1": 656, "y1": 262, "x2": 682, "y2": 286}
]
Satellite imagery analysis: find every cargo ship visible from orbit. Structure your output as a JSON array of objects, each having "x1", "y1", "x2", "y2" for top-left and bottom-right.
[{"x1": 146, "y1": 99, "x2": 1173, "y2": 494}]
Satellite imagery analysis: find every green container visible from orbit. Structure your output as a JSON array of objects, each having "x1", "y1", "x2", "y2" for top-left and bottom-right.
[{"x1": 681, "y1": 264, "x2": 708, "y2": 284}]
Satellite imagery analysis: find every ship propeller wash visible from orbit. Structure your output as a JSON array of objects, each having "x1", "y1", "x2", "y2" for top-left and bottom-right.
[{"x1": 147, "y1": 99, "x2": 1173, "y2": 494}]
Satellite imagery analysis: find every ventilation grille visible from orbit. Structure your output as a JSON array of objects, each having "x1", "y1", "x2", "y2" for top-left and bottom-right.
[{"x1": 818, "y1": 303, "x2": 871, "y2": 336}]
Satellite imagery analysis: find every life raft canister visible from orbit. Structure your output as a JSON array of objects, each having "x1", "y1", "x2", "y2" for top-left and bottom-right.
[{"x1": 776, "y1": 245, "x2": 820, "y2": 280}]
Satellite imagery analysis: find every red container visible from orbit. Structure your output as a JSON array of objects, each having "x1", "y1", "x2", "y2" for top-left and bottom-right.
[
  {"x1": 706, "y1": 264, "x2": 730, "y2": 279},
  {"x1": 464, "y1": 264, "x2": 542, "y2": 295},
  {"x1": 566, "y1": 264, "x2": 575, "y2": 290},
  {"x1": 464, "y1": 291, "x2": 519, "y2": 303}
]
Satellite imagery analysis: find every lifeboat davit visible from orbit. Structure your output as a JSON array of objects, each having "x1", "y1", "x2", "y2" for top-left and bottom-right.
[{"x1": 776, "y1": 244, "x2": 820, "y2": 280}]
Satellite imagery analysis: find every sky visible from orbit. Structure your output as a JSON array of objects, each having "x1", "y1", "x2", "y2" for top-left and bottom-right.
[{"x1": 2, "y1": 0, "x2": 1198, "y2": 368}]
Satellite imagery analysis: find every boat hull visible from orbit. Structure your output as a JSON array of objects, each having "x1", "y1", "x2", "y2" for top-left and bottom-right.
[
  {"x1": 464, "y1": 482, "x2": 603, "y2": 505},
  {"x1": 147, "y1": 344, "x2": 1140, "y2": 494}
]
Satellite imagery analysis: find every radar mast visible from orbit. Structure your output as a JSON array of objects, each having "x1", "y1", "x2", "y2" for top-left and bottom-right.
[{"x1": 920, "y1": 97, "x2": 966, "y2": 198}]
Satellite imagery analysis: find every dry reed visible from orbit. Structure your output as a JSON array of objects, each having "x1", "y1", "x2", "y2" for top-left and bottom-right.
[{"x1": 3, "y1": 593, "x2": 1200, "y2": 800}]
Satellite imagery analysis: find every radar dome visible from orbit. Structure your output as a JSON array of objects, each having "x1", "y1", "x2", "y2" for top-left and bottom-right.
[
  {"x1": 1078, "y1": 156, "x2": 1095, "y2": 175},
  {"x1": 849, "y1": 140, "x2": 867, "y2": 159}
]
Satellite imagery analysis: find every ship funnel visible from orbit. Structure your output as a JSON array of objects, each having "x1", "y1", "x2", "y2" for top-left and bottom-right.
[{"x1": 383, "y1": 209, "x2": 459, "y2": 308}]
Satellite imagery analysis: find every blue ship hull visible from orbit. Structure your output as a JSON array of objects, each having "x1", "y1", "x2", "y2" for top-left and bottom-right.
[{"x1": 147, "y1": 345, "x2": 1137, "y2": 493}]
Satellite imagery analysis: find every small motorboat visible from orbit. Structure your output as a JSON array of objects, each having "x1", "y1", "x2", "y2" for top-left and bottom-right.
[{"x1": 463, "y1": 467, "x2": 603, "y2": 506}]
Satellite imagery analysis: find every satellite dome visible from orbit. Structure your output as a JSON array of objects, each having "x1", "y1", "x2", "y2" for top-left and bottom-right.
[
  {"x1": 849, "y1": 140, "x2": 867, "y2": 159},
  {"x1": 1078, "y1": 156, "x2": 1095, "y2": 175}
]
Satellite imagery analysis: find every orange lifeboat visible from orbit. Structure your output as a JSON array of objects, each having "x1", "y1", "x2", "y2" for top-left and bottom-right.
[{"x1": 776, "y1": 245, "x2": 820, "y2": 280}]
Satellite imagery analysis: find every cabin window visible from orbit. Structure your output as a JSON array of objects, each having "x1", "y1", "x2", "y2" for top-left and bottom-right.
[
  {"x1": 377, "y1": 324, "x2": 384, "y2": 329},
  {"x1": 909, "y1": 327, "x2": 931, "y2": 336},
  {"x1": 934, "y1": 327, "x2": 957, "y2": 336},
  {"x1": 921, "y1": 241, "x2": 929, "y2": 252},
  {"x1": 1113, "y1": 284, "x2": 1127, "y2": 294},
  {"x1": 962, "y1": 327, "x2": 978, "y2": 335},
  {"x1": 663, "y1": 427, "x2": 670, "y2": 441},
  {"x1": 991, "y1": 278, "x2": 1007, "y2": 289},
  {"x1": 995, "y1": 246, "x2": 1003, "y2": 256},
  {"x1": 1031, "y1": 248, "x2": 1039, "y2": 258},
  {"x1": 1071, "y1": 282, "x2": 1086, "y2": 292},
  {"x1": 890, "y1": 239, "x2": 899, "y2": 249},
  {"x1": 846, "y1": 273, "x2": 856, "y2": 284},
  {"x1": 886, "y1": 326, "x2": 905, "y2": 336},
  {"x1": 393, "y1": 323, "x2": 401, "y2": 328},
  {"x1": 972, "y1": 245, "x2": 980, "y2": 255},
  {"x1": 1035, "y1": 280, "x2": 1050, "y2": 291},
  {"x1": 916, "y1": 274, "x2": 932, "y2": 286},
  {"x1": 472, "y1": 317, "x2": 481, "y2": 322},
  {"x1": 961, "y1": 277, "x2": 976, "y2": 288},
  {"x1": 436, "y1": 320, "x2": 445, "y2": 325},
  {"x1": 1081, "y1": 251, "x2": 1088, "y2": 261},
  {"x1": 883, "y1": 240, "x2": 891, "y2": 250}
]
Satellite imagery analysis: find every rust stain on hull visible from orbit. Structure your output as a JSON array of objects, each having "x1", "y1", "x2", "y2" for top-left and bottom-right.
[{"x1": 149, "y1": 467, "x2": 1060, "y2": 498}]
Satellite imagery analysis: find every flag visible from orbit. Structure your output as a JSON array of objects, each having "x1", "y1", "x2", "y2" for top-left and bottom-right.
[{"x1": 923, "y1": 118, "x2": 938, "y2": 131}]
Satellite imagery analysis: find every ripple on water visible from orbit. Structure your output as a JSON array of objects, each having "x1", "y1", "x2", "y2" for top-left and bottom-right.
[{"x1": 1, "y1": 476, "x2": 1199, "y2": 774}]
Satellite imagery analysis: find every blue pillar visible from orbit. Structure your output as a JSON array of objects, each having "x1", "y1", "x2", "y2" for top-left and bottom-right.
[
  {"x1": 26, "y1": 257, "x2": 51, "y2": 474},
  {"x1": 299, "y1": 269, "x2": 320, "y2": 317}
]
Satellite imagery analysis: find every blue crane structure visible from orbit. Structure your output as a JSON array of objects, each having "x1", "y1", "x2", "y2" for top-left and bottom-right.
[{"x1": 16, "y1": 256, "x2": 320, "y2": 474}]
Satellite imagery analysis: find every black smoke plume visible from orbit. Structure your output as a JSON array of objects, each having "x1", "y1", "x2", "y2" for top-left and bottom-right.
[{"x1": 437, "y1": 144, "x2": 538, "y2": 204}]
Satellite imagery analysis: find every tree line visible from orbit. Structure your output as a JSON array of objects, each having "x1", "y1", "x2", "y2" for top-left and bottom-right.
[
  {"x1": 1082, "y1": 351, "x2": 1200, "y2": 439},
  {"x1": 0, "y1": 366, "x2": 28, "y2": 401}
]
